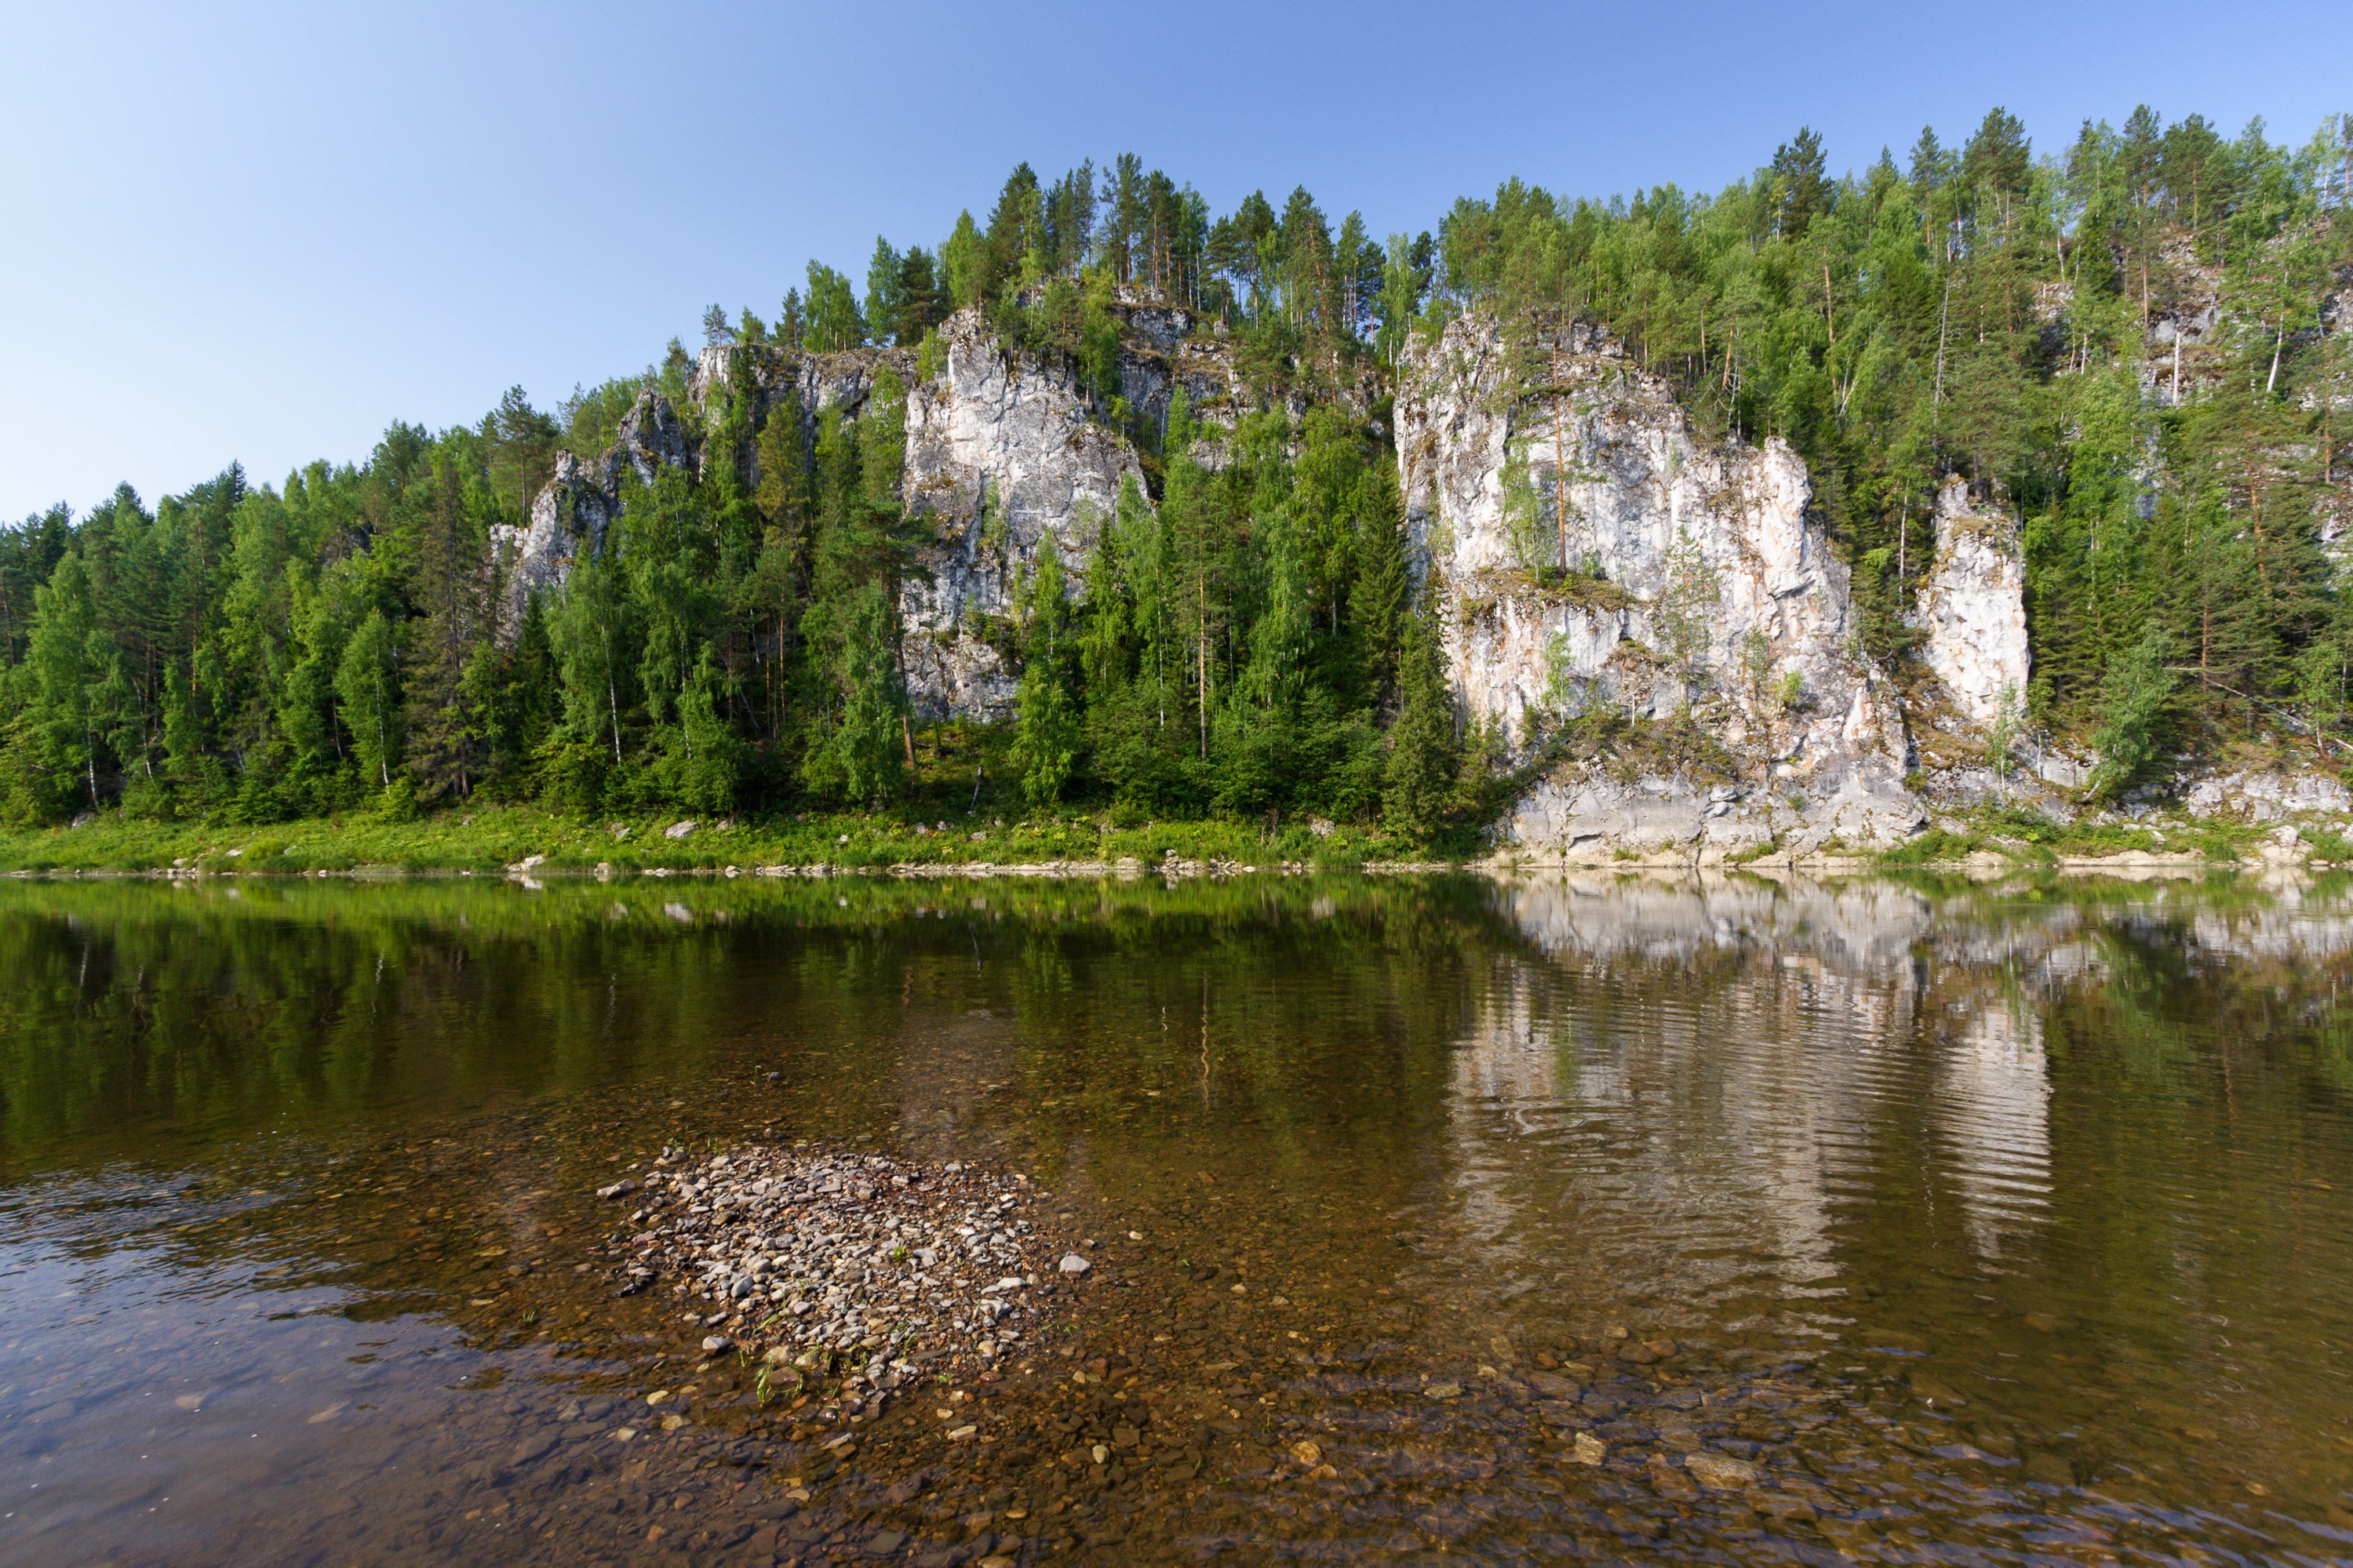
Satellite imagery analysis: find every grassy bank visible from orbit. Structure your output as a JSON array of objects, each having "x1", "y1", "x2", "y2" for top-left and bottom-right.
[
  {"x1": 1874, "y1": 805, "x2": 2288, "y2": 869},
  {"x1": 0, "y1": 802, "x2": 1419, "y2": 875}
]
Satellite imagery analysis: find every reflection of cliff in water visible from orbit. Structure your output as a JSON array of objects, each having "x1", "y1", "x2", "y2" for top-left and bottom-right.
[{"x1": 1435, "y1": 876, "x2": 2353, "y2": 1329}]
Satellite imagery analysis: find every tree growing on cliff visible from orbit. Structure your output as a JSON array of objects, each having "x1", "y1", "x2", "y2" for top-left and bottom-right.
[
  {"x1": 803, "y1": 263, "x2": 865, "y2": 353},
  {"x1": 1652, "y1": 528, "x2": 1721, "y2": 695}
]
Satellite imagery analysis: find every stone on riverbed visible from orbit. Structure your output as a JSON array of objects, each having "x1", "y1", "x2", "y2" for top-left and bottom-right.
[
  {"x1": 607, "y1": 1144, "x2": 1076, "y2": 1378},
  {"x1": 1685, "y1": 1450, "x2": 1758, "y2": 1490}
]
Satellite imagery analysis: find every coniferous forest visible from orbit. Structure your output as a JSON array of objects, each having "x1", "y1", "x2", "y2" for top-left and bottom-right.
[{"x1": 4, "y1": 110, "x2": 2351, "y2": 837}]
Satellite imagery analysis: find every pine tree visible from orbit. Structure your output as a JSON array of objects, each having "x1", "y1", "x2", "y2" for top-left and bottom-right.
[{"x1": 894, "y1": 246, "x2": 942, "y2": 344}]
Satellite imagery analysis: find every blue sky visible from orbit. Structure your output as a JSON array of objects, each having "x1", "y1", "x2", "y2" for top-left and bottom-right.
[{"x1": 2, "y1": 0, "x2": 2344, "y2": 521}]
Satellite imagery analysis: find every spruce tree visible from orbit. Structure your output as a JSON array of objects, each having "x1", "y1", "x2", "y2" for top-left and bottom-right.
[
  {"x1": 799, "y1": 409, "x2": 906, "y2": 805},
  {"x1": 1011, "y1": 536, "x2": 1080, "y2": 806},
  {"x1": 403, "y1": 457, "x2": 487, "y2": 804},
  {"x1": 1383, "y1": 602, "x2": 1459, "y2": 839}
]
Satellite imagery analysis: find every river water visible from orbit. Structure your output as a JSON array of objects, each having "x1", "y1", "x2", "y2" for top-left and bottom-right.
[{"x1": 2, "y1": 873, "x2": 2350, "y2": 1566}]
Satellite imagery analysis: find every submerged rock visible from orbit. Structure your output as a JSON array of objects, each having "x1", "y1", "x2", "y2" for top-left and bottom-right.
[
  {"x1": 608, "y1": 1144, "x2": 1074, "y2": 1378},
  {"x1": 1685, "y1": 1450, "x2": 1759, "y2": 1490}
]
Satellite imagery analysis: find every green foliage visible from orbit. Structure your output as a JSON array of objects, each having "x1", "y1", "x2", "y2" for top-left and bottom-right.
[
  {"x1": 803, "y1": 262, "x2": 865, "y2": 352},
  {"x1": 335, "y1": 609, "x2": 400, "y2": 790},
  {"x1": 1652, "y1": 527, "x2": 1721, "y2": 687},
  {"x1": 1435, "y1": 109, "x2": 2353, "y2": 737},
  {"x1": 1383, "y1": 602, "x2": 1459, "y2": 839},
  {"x1": 1011, "y1": 537, "x2": 1080, "y2": 806},
  {"x1": 2089, "y1": 628, "x2": 2180, "y2": 800}
]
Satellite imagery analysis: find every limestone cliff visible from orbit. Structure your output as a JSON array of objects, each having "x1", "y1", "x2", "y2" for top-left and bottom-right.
[
  {"x1": 898, "y1": 311, "x2": 1146, "y2": 721},
  {"x1": 491, "y1": 311, "x2": 1170, "y2": 723},
  {"x1": 491, "y1": 390, "x2": 689, "y2": 633},
  {"x1": 494, "y1": 304, "x2": 2049, "y2": 859},
  {"x1": 1911, "y1": 477, "x2": 2030, "y2": 729},
  {"x1": 1395, "y1": 313, "x2": 1925, "y2": 859}
]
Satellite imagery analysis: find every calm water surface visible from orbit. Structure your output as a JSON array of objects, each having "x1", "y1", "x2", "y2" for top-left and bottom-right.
[{"x1": 2, "y1": 873, "x2": 2351, "y2": 1566}]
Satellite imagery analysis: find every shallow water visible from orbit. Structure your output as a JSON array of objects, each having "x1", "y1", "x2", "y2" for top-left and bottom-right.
[{"x1": 2, "y1": 872, "x2": 2351, "y2": 1566}]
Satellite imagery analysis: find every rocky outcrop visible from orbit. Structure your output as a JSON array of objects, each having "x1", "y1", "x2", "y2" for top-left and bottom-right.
[
  {"x1": 487, "y1": 304, "x2": 2160, "y2": 861},
  {"x1": 493, "y1": 343, "x2": 917, "y2": 637},
  {"x1": 2181, "y1": 769, "x2": 2353, "y2": 821},
  {"x1": 490, "y1": 390, "x2": 690, "y2": 633},
  {"x1": 1912, "y1": 477, "x2": 2029, "y2": 728},
  {"x1": 898, "y1": 311, "x2": 1146, "y2": 720},
  {"x1": 1397, "y1": 314, "x2": 1921, "y2": 857},
  {"x1": 687, "y1": 342, "x2": 916, "y2": 435},
  {"x1": 495, "y1": 313, "x2": 1170, "y2": 722}
]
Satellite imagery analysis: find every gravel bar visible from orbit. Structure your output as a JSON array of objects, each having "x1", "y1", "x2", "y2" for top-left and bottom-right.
[{"x1": 601, "y1": 1144, "x2": 1084, "y2": 1382}]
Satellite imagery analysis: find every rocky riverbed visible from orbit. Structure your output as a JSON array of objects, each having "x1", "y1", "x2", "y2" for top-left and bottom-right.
[{"x1": 600, "y1": 1145, "x2": 1081, "y2": 1388}]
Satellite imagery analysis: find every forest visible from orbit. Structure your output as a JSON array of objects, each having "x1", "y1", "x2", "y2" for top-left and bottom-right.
[{"x1": 2, "y1": 111, "x2": 2348, "y2": 836}]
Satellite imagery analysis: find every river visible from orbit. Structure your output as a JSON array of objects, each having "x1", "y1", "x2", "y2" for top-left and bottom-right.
[{"x1": 2, "y1": 873, "x2": 2349, "y2": 1565}]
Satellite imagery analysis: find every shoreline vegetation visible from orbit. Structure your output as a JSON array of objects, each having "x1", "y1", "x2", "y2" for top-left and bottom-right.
[{"x1": 0, "y1": 799, "x2": 2328, "y2": 879}]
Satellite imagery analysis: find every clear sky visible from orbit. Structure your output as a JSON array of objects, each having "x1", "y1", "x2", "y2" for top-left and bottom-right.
[{"x1": 2, "y1": 0, "x2": 2344, "y2": 522}]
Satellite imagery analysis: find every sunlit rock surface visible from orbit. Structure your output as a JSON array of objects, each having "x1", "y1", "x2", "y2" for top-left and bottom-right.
[
  {"x1": 490, "y1": 389, "x2": 690, "y2": 634},
  {"x1": 898, "y1": 311, "x2": 1145, "y2": 722},
  {"x1": 1397, "y1": 313, "x2": 1921, "y2": 854},
  {"x1": 1913, "y1": 476, "x2": 2030, "y2": 728}
]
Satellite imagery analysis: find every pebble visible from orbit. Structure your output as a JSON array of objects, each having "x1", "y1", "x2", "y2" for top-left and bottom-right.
[
  {"x1": 1685, "y1": 1450, "x2": 1758, "y2": 1490},
  {"x1": 606, "y1": 1144, "x2": 1076, "y2": 1379},
  {"x1": 1058, "y1": 1253, "x2": 1091, "y2": 1275}
]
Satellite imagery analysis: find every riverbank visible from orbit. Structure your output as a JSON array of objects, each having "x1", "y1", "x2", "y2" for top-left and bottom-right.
[
  {"x1": 2, "y1": 797, "x2": 2346, "y2": 882},
  {"x1": 0, "y1": 803, "x2": 1404, "y2": 877}
]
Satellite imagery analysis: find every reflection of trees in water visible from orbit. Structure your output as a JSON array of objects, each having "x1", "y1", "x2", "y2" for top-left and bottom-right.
[{"x1": 0, "y1": 875, "x2": 1519, "y2": 1173}]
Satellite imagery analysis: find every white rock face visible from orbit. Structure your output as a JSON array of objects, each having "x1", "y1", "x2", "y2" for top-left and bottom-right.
[
  {"x1": 1396, "y1": 314, "x2": 1921, "y2": 853},
  {"x1": 1913, "y1": 476, "x2": 2029, "y2": 728},
  {"x1": 490, "y1": 390, "x2": 689, "y2": 633},
  {"x1": 898, "y1": 311, "x2": 1145, "y2": 720},
  {"x1": 2182, "y1": 769, "x2": 2353, "y2": 821}
]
